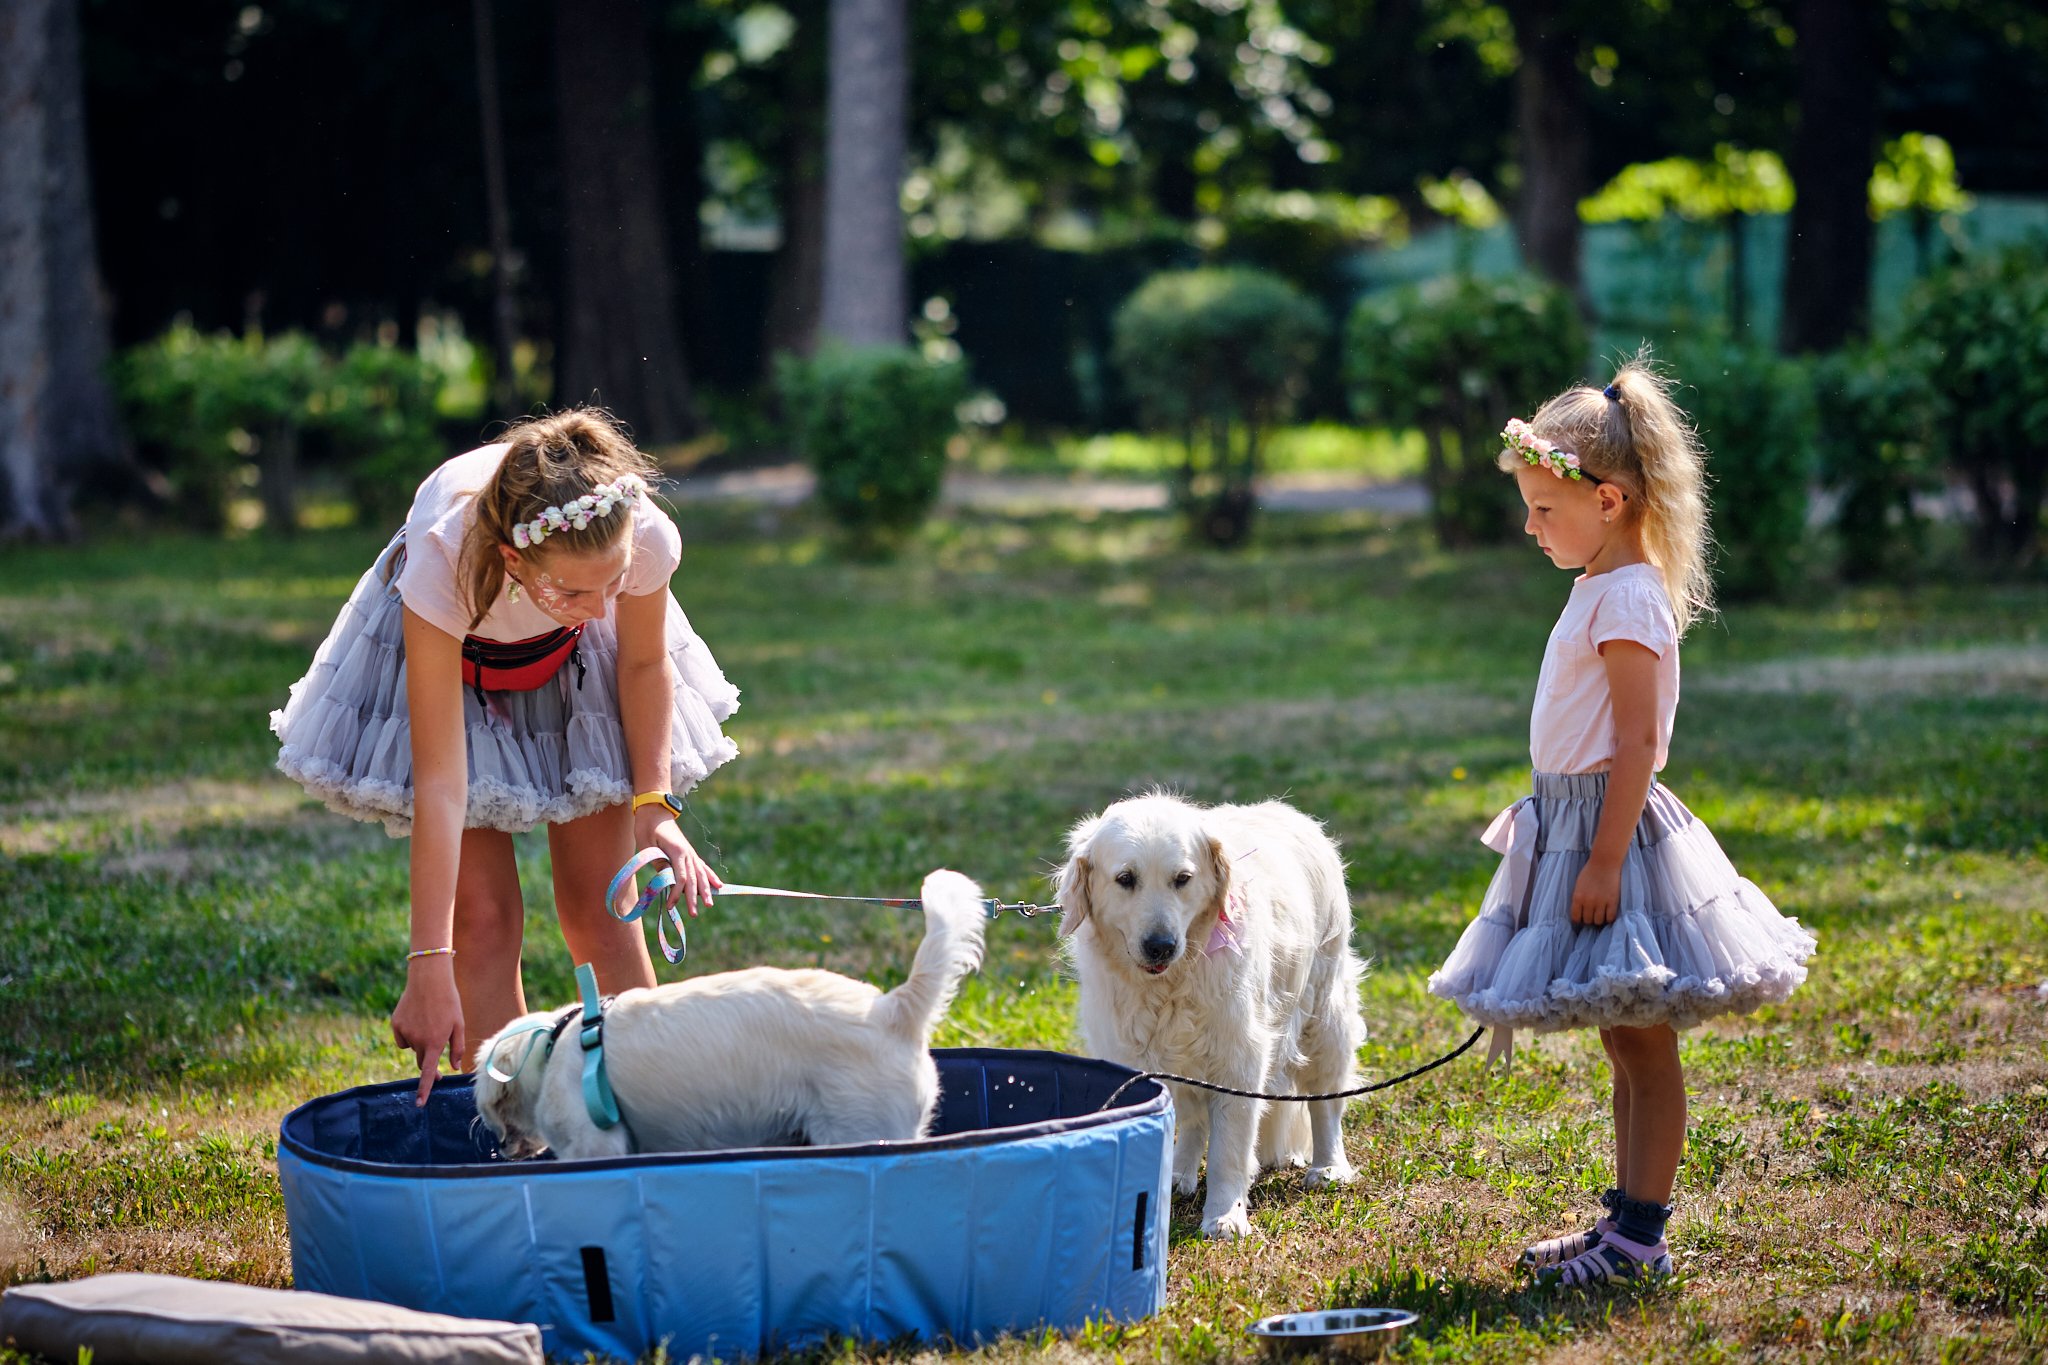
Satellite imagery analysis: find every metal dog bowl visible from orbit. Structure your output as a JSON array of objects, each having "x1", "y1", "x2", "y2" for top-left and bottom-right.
[{"x1": 1247, "y1": 1308, "x2": 1418, "y2": 1359}]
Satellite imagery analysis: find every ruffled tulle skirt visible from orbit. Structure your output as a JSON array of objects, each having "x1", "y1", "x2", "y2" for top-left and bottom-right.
[
  {"x1": 270, "y1": 534, "x2": 740, "y2": 836},
  {"x1": 1427, "y1": 771, "x2": 1816, "y2": 1032}
]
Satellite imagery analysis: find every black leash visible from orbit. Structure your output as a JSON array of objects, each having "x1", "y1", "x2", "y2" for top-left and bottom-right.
[{"x1": 1097, "y1": 1025, "x2": 1487, "y2": 1112}]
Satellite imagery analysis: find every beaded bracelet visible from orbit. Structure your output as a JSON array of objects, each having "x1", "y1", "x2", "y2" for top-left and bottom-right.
[{"x1": 406, "y1": 946, "x2": 456, "y2": 962}]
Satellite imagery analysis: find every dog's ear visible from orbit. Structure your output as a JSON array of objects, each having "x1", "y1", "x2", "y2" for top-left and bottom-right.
[
  {"x1": 1202, "y1": 832, "x2": 1232, "y2": 923},
  {"x1": 1056, "y1": 854, "x2": 1093, "y2": 936}
]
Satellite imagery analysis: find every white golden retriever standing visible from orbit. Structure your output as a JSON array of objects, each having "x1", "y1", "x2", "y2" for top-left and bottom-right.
[
  {"x1": 475, "y1": 870, "x2": 988, "y2": 1160},
  {"x1": 1058, "y1": 794, "x2": 1366, "y2": 1239}
]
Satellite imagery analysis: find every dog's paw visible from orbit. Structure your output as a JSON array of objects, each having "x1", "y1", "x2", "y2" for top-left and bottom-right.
[
  {"x1": 1172, "y1": 1168, "x2": 1202, "y2": 1197},
  {"x1": 1202, "y1": 1202, "x2": 1254, "y2": 1241},
  {"x1": 1303, "y1": 1160, "x2": 1356, "y2": 1189}
]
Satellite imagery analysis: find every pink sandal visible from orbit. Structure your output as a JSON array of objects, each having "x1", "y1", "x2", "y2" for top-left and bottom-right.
[{"x1": 1536, "y1": 1230, "x2": 1673, "y2": 1288}]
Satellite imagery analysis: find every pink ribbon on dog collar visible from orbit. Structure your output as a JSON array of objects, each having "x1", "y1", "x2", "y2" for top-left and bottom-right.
[{"x1": 1203, "y1": 891, "x2": 1246, "y2": 958}]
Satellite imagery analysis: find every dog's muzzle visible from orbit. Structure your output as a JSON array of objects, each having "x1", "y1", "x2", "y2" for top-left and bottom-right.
[{"x1": 1138, "y1": 931, "x2": 1180, "y2": 974}]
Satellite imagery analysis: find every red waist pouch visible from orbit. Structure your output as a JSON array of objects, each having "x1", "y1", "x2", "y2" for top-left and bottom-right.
[{"x1": 460, "y1": 627, "x2": 585, "y2": 707}]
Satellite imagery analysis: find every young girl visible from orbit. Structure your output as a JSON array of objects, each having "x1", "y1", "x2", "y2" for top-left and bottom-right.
[
  {"x1": 272, "y1": 409, "x2": 740, "y2": 1104},
  {"x1": 1428, "y1": 359, "x2": 1817, "y2": 1286}
]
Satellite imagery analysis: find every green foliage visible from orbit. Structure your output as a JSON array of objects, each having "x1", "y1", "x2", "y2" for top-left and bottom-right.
[
  {"x1": 1344, "y1": 272, "x2": 1584, "y2": 546},
  {"x1": 1110, "y1": 267, "x2": 1326, "y2": 546},
  {"x1": 113, "y1": 324, "x2": 323, "y2": 531},
  {"x1": 775, "y1": 346, "x2": 967, "y2": 552},
  {"x1": 1895, "y1": 241, "x2": 2048, "y2": 563},
  {"x1": 114, "y1": 324, "x2": 452, "y2": 532},
  {"x1": 1417, "y1": 171, "x2": 1503, "y2": 230},
  {"x1": 316, "y1": 344, "x2": 447, "y2": 525},
  {"x1": 1217, "y1": 190, "x2": 1407, "y2": 292},
  {"x1": 1868, "y1": 133, "x2": 1972, "y2": 220},
  {"x1": 1672, "y1": 339, "x2": 1816, "y2": 600},
  {"x1": 1812, "y1": 340, "x2": 1945, "y2": 582},
  {"x1": 1579, "y1": 146, "x2": 1794, "y2": 224}
]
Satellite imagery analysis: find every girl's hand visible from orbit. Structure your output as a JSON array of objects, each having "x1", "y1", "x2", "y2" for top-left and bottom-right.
[
  {"x1": 391, "y1": 956, "x2": 465, "y2": 1107},
  {"x1": 634, "y1": 806, "x2": 722, "y2": 915},
  {"x1": 1570, "y1": 860, "x2": 1622, "y2": 926}
]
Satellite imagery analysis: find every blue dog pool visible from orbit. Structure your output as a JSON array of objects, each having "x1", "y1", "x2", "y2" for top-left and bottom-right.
[{"x1": 278, "y1": 1048, "x2": 1173, "y2": 1362}]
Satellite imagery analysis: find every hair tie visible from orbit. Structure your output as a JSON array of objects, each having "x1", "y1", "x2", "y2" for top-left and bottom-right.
[{"x1": 1602, "y1": 383, "x2": 1621, "y2": 402}]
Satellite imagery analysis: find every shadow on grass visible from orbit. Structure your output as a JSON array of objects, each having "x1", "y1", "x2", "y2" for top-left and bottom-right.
[{"x1": 1326, "y1": 1248, "x2": 1691, "y2": 1341}]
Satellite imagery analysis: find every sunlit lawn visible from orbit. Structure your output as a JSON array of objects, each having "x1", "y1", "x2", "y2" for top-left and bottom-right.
[
  {"x1": 2, "y1": 500, "x2": 2044, "y2": 1363},
  {"x1": 958, "y1": 423, "x2": 1427, "y2": 483}
]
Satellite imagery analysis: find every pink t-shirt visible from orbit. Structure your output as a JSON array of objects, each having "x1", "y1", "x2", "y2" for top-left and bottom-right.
[
  {"x1": 395, "y1": 444, "x2": 682, "y2": 641},
  {"x1": 1528, "y1": 562, "x2": 1680, "y2": 775}
]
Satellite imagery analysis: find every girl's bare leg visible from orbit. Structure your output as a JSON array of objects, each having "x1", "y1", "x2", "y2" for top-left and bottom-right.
[
  {"x1": 451, "y1": 826, "x2": 528, "y2": 1069},
  {"x1": 549, "y1": 802, "x2": 657, "y2": 994}
]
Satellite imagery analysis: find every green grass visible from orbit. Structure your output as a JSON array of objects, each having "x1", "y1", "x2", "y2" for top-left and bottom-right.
[
  {"x1": 960, "y1": 422, "x2": 1427, "y2": 482},
  {"x1": 2, "y1": 501, "x2": 2045, "y2": 1363}
]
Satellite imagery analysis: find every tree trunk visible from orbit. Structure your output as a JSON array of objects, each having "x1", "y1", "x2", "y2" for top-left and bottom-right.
[
  {"x1": 259, "y1": 419, "x2": 299, "y2": 537},
  {"x1": 764, "y1": 114, "x2": 827, "y2": 365},
  {"x1": 819, "y1": 0, "x2": 908, "y2": 346},
  {"x1": 1780, "y1": 0, "x2": 1879, "y2": 354},
  {"x1": 1505, "y1": 0, "x2": 1588, "y2": 304},
  {"x1": 553, "y1": 0, "x2": 698, "y2": 441},
  {"x1": 762, "y1": 0, "x2": 827, "y2": 367},
  {"x1": 472, "y1": 0, "x2": 521, "y2": 414},
  {"x1": 0, "y1": 0, "x2": 124, "y2": 539}
]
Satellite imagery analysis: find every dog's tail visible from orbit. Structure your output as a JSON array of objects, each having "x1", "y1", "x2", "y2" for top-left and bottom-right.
[{"x1": 873, "y1": 869, "x2": 989, "y2": 1044}]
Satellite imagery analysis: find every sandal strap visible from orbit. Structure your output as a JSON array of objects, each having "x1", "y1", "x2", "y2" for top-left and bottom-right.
[
  {"x1": 1541, "y1": 1233, "x2": 1672, "y2": 1287},
  {"x1": 1517, "y1": 1216, "x2": 1617, "y2": 1269}
]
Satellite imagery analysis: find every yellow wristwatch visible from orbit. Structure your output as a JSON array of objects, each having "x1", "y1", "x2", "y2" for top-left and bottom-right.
[{"x1": 632, "y1": 791, "x2": 684, "y2": 819}]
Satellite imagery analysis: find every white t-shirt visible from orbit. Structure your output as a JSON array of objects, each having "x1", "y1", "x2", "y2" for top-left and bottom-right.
[
  {"x1": 395, "y1": 444, "x2": 682, "y2": 641},
  {"x1": 1528, "y1": 562, "x2": 1681, "y2": 775}
]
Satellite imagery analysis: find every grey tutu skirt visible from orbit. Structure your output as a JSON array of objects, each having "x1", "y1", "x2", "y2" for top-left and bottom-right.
[
  {"x1": 1428, "y1": 771, "x2": 1816, "y2": 1037},
  {"x1": 270, "y1": 535, "x2": 740, "y2": 836}
]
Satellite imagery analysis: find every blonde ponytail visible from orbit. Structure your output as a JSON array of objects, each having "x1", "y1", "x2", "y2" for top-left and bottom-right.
[
  {"x1": 457, "y1": 408, "x2": 659, "y2": 631},
  {"x1": 1511, "y1": 349, "x2": 1716, "y2": 635}
]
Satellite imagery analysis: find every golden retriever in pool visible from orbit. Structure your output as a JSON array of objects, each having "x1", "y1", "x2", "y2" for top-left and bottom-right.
[
  {"x1": 475, "y1": 870, "x2": 987, "y2": 1160},
  {"x1": 1057, "y1": 794, "x2": 1366, "y2": 1239}
]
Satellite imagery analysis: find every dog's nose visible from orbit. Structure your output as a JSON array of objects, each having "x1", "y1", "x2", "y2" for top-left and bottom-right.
[{"x1": 1139, "y1": 932, "x2": 1179, "y2": 966}]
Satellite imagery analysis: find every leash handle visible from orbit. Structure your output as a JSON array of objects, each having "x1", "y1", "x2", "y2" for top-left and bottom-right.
[
  {"x1": 1096, "y1": 1026, "x2": 1487, "y2": 1112},
  {"x1": 607, "y1": 847, "x2": 687, "y2": 963}
]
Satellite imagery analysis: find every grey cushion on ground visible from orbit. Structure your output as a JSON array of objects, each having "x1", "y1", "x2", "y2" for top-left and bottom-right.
[{"x1": 0, "y1": 1273, "x2": 542, "y2": 1365}]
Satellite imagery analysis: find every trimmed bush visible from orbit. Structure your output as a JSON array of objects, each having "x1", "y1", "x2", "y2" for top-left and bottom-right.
[
  {"x1": 114, "y1": 325, "x2": 324, "y2": 533},
  {"x1": 1813, "y1": 340, "x2": 1943, "y2": 582},
  {"x1": 115, "y1": 324, "x2": 451, "y2": 532},
  {"x1": 318, "y1": 343, "x2": 446, "y2": 524},
  {"x1": 1111, "y1": 267, "x2": 1326, "y2": 547},
  {"x1": 1671, "y1": 340, "x2": 1817, "y2": 600},
  {"x1": 1345, "y1": 273, "x2": 1585, "y2": 546},
  {"x1": 776, "y1": 345, "x2": 967, "y2": 553},
  {"x1": 1894, "y1": 243, "x2": 2048, "y2": 564}
]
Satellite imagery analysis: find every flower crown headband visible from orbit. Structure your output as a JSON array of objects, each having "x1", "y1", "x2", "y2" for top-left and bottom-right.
[
  {"x1": 510, "y1": 474, "x2": 646, "y2": 549},
  {"x1": 1501, "y1": 418, "x2": 1585, "y2": 480},
  {"x1": 1503, "y1": 383, "x2": 1626, "y2": 482}
]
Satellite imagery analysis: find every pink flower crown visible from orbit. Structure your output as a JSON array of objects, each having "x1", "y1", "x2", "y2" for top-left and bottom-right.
[
  {"x1": 510, "y1": 474, "x2": 646, "y2": 549},
  {"x1": 1502, "y1": 417, "x2": 1584, "y2": 481}
]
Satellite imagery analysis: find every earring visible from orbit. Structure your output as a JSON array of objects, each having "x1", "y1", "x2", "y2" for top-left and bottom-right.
[{"x1": 508, "y1": 579, "x2": 521, "y2": 602}]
